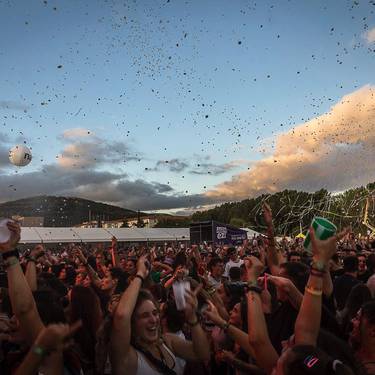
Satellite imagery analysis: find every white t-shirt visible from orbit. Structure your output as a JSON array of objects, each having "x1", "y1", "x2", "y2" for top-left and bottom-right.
[{"x1": 224, "y1": 259, "x2": 244, "y2": 278}]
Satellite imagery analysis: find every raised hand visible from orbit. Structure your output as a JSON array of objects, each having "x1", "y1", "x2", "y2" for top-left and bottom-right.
[
  {"x1": 136, "y1": 255, "x2": 150, "y2": 279},
  {"x1": 244, "y1": 256, "x2": 265, "y2": 282},
  {"x1": 310, "y1": 226, "x2": 350, "y2": 263},
  {"x1": 184, "y1": 284, "x2": 202, "y2": 322},
  {"x1": 0, "y1": 221, "x2": 20, "y2": 252},
  {"x1": 73, "y1": 246, "x2": 87, "y2": 264},
  {"x1": 204, "y1": 300, "x2": 226, "y2": 326},
  {"x1": 34, "y1": 320, "x2": 82, "y2": 354},
  {"x1": 262, "y1": 202, "x2": 273, "y2": 226}
]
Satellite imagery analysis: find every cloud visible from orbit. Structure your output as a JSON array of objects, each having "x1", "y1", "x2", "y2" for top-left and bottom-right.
[
  {"x1": 62, "y1": 128, "x2": 94, "y2": 139},
  {"x1": 190, "y1": 160, "x2": 244, "y2": 176},
  {"x1": 58, "y1": 139, "x2": 138, "y2": 169},
  {"x1": 364, "y1": 27, "x2": 375, "y2": 44},
  {"x1": 207, "y1": 85, "x2": 375, "y2": 201},
  {"x1": 0, "y1": 133, "x2": 11, "y2": 167},
  {"x1": 145, "y1": 158, "x2": 189, "y2": 173},
  {"x1": 0, "y1": 164, "x2": 212, "y2": 210},
  {"x1": 0, "y1": 101, "x2": 29, "y2": 111}
]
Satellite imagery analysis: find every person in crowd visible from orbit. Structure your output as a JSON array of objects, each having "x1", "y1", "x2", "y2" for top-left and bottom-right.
[
  {"x1": 223, "y1": 248, "x2": 244, "y2": 279},
  {"x1": 207, "y1": 257, "x2": 224, "y2": 290},
  {"x1": 334, "y1": 256, "x2": 361, "y2": 311},
  {"x1": 1, "y1": 207, "x2": 375, "y2": 375}
]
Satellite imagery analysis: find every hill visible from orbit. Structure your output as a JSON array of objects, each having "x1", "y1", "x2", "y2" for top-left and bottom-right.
[
  {"x1": 0, "y1": 196, "x2": 139, "y2": 227},
  {"x1": 192, "y1": 182, "x2": 375, "y2": 236}
]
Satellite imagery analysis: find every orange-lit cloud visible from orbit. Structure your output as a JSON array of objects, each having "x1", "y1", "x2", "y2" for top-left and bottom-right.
[{"x1": 207, "y1": 85, "x2": 375, "y2": 201}]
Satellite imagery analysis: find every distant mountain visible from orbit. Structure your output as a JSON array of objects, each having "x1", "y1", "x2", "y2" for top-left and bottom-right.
[{"x1": 0, "y1": 196, "x2": 139, "y2": 227}]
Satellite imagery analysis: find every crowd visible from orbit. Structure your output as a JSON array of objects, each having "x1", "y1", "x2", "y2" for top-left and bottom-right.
[{"x1": 0, "y1": 204, "x2": 375, "y2": 375}]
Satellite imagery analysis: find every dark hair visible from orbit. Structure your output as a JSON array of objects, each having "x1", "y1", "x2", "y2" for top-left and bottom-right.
[
  {"x1": 280, "y1": 262, "x2": 309, "y2": 293},
  {"x1": 172, "y1": 251, "x2": 187, "y2": 270},
  {"x1": 163, "y1": 300, "x2": 184, "y2": 333},
  {"x1": 208, "y1": 257, "x2": 223, "y2": 272},
  {"x1": 341, "y1": 284, "x2": 372, "y2": 336},
  {"x1": 362, "y1": 300, "x2": 375, "y2": 325},
  {"x1": 366, "y1": 253, "x2": 375, "y2": 272},
  {"x1": 70, "y1": 286, "x2": 102, "y2": 364},
  {"x1": 110, "y1": 267, "x2": 129, "y2": 293},
  {"x1": 33, "y1": 290, "x2": 66, "y2": 325},
  {"x1": 343, "y1": 256, "x2": 358, "y2": 273},
  {"x1": 288, "y1": 251, "x2": 301, "y2": 261},
  {"x1": 227, "y1": 247, "x2": 236, "y2": 256}
]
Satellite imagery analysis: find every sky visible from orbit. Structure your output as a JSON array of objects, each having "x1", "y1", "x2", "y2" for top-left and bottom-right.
[{"x1": 0, "y1": 0, "x2": 374, "y2": 214}]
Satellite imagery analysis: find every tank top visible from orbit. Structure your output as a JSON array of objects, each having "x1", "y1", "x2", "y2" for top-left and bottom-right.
[{"x1": 135, "y1": 343, "x2": 185, "y2": 375}]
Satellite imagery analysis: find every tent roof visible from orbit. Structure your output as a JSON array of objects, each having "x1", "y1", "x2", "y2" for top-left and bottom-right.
[
  {"x1": 19, "y1": 227, "x2": 190, "y2": 243},
  {"x1": 73, "y1": 228, "x2": 113, "y2": 242},
  {"x1": 19, "y1": 227, "x2": 42, "y2": 244},
  {"x1": 33, "y1": 227, "x2": 81, "y2": 243}
]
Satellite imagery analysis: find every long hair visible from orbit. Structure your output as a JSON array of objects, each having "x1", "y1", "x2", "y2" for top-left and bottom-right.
[{"x1": 70, "y1": 286, "x2": 103, "y2": 364}]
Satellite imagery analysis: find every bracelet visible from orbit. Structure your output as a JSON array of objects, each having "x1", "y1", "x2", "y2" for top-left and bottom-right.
[
  {"x1": 187, "y1": 318, "x2": 199, "y2": 327},
  {"x1": 32, "y1": 345, "x2": 49, "y2": 357},
  {"x1": 310, "y1": 269, "x2": 324, "y2": 278},
  {"x1": 134, "y1": 274, "x2": 144, "y2": 285},
  {"x1": 305, "y1": 286, "x2": 322, "y2": 296},
  {"x1": 221, "y1": 321, "x2": 230, "y2": 332},
  {"x1": 4, "y1": 257, "x2": 19, "y2": 269},
  {"x1": 2, "y1": 249, "x2": 20, "y2": 261}
]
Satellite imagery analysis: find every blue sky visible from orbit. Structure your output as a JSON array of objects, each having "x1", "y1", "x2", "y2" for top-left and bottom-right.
[{"x1": 0, "y1": 0, "x2": 374, "y2": 213}]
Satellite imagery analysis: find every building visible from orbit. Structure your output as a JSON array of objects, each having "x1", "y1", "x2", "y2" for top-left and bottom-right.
[
  {"x1": 12, "y1": 215, "x2": 44, "y2": 227},
  {"x1": 125, "y1": 216, "x2": 159, "y2": 228}
]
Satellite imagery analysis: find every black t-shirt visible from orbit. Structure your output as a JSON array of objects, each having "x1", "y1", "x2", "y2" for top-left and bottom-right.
[
  {"x1": 333, "y1": 274, "x2": 361, "y2": 311},
  {"x1": 266, "y1": 300, "x2": 297, "y2": 354}
]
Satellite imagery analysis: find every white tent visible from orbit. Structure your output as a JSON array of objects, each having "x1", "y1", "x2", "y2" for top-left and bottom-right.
[
  {"x1": 19, "y1": 227, "x2": 42, "y2": 244},
  {"x1": 34, "y1": 227, "x2": 81, "y2": 243},
  {"x1": 19, "y1": 227, "x2": 190, "y2": 243},
  {"x1": 72, "y1": 228, "x2": 113, "y2": 243}
]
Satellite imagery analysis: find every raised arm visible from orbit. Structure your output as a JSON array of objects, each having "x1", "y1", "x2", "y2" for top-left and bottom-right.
[
  {"x1": 74, "y1": 247, "x2": 102, "y2": 289},
  {"x1": 165, "y1": 284, "x2": 210, "y2": 361},
  {"x1": 0, "y1": 223, "x2": 44, "y2": 344},
  {"x1": 110, "y1": 236, "x2": 120, "y2": 267},
  {"x1": 294, "y1": 227, "x2": 349, "y2": 346},
  {"x1": 204, "y1": 300, "x2": 255, "y2": 357},
  {"x1": 14, "y1": 321, "x2": 81, "y2": 375},
  {"x1": 245, "y1": 257, "x2": 278, "y2": 374},
  {"x1": 110, "y1": 256, "x2": 149, "y2": 370},
  {"x1": 25, "y1": 245, "x2": 45, "y2": 292}
]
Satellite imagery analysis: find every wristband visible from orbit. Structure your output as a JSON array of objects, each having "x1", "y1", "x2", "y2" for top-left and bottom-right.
[
  {"x1": 2, "y1": 248, "x2": 20, "y2": 261},
  {"x1": 305, "y1": 286, "x2": 322, "y2": 296},
  {"x1": 134, "y1": 274, "x2": 144, "y2": 285}
]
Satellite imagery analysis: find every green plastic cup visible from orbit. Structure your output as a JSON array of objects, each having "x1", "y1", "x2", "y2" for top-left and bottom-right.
[{"x1": 303, "y1": 217, "x2": 337, "y2": 254}]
